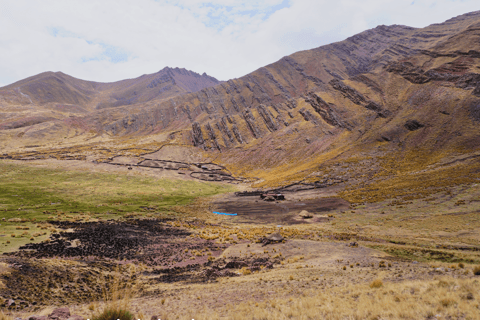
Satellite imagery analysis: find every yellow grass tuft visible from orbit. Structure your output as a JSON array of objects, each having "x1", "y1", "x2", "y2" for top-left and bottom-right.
[
  {"x1": 0, "y1": 310, "x2": 13, "y2": 320},
  {"x1": 370, "y1": 279, "x2": 383, "y2": 288},
  {"x1": 473, "y1": 265, "x2": 480, "y2": 275}
]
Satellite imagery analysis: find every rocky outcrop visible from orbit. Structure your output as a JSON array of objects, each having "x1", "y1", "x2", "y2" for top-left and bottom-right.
[
  {"x1": 243, "y1": 109, "x2": 261, "y2": 138},
  {"x1": 365, "y1": 101, "x2": 391, "y2": 118},
  {"x1": 387, "y1": 58, "x2": 480, "y2": 96},
  {"x1": 329, "y1": 79, "x2": 390, "y2": 118},
  {"x1": 386, "y1": 61, "x2": 431, "y2": 84},
  {"x1": 192, "y1": 122, "x2": 205, "y2": 148},
  {"x1": 304, "y1": 92, "x2": 351, "y2": 129},
  {"x1": 231, "y1": 124, "x2": 244, "y2": 144},
  {"x1": 330, "y1": 79, "x2": 369, "y2": 105},
  {"x1": 404, "y1": 120, "x2": 425, "y2": 131},
  {"x1": 260, "y1": 68, "x2": 292, "y2": 98},
  {"x1": 257, "y1": 105, "x2": 278, "y2": 132},
  {"x1": 205, "y1": 123, "x2": 221, "y2": 151},
  {"x1": 217, "y1": 117, "x2": 235, "y2": 144},
  {"x1": 351, "y1": 75, "x2": 383, "y2": 94},
  {"x1": 298, "y1": 108, "x2": 320, "y2": 125}
]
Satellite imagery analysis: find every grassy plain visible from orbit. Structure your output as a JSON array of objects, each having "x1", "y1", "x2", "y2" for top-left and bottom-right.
[{"x1": 0, "y1": 160, "x2": 234, "y2": 253}]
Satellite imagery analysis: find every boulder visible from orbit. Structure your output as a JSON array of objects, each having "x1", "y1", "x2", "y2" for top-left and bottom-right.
[
  {"x1": 347, "y1": 242, "x2": 358, "y2": 247},
  {"x1": 28, "y1": 316, "x2": 48, "y2": 320},
  {"x1": 261, "y1": 232, "x2": 284, "y2": 246},
  {"x1": 404, "y1": 120, "x2": 424, "y2": 131},
  {"x1": 299, "y1": 210, "x2": 313, "y2": 219},
  {"x1": 263, "y1": 195, "x2": 275, "y2": 202},
  {"x1": 48, "y1": 308, "x2": 71, "y2": 320}
]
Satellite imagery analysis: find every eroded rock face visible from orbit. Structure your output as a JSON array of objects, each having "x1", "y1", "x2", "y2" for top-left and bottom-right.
[
  {"x1": 205, "y1": 123, "x2": 221, "y2": 151},
  {"x1": 304, "y1": 92, "x2": 351, "y2": 128},
  {"x1": 470, "y1": 102, "x2": 480, "y2": 121},
  {"x1": 299, "y1": 108, "x2": 320, "y2": 125},
  {"x1": 192, "y1": 122, "x2": 205, "y2": 148},
  {"x1": 329, "y1": 79, "x2": 390, "y2": 118},
  {"x1": 330, "y1": 79, "x2": 369, "y2": 105},
  {"x1": 404, "y1": 120, "x2": 425, "y2": 131},
  {"x1": 386, "y1": 62, "x2": 431, "y2": 84},
  {"x1": 387, "y1": 53, "x2": 480, "y2": 97},
  {"x1": 257, "y1": 104, "x2": 278, "y2": 132},
  {"x1": 243, "y1": 109, "x2": 261, "y2": 139}
]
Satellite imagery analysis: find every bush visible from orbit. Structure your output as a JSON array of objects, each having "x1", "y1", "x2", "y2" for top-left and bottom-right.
[
  {"x1": 440, "y1": 298, "x2": 456, "y2": 307},
  {"x1": 92, "y1": 308, "x2": 133, "y2": 320},
  {"x1": 370, "y1": 279, "x2": 383, "y2": 288},
  {"x1": 241, "y1": 267, "x2": 251, "y2": 275},
  {"x1": 473, "y1": 266, "x2": 480, "y2": 276}
]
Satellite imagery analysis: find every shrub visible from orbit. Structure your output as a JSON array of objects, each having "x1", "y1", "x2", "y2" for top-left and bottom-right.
[
  {"x1": 241, "y1": 267, "x2": 251, "y2": 275},
  {"x1": 473, "y1": 266, "x2": 480, "y2": 276},
  {"x1": 92, "y1": 308, "x2": 133, "y2": 320},
  {"x1": 440, "y1": 298, "x2": 456, "y2": 307},
  {"x1": 370, "y1": 279, "x2": 383, "y2": 288}
]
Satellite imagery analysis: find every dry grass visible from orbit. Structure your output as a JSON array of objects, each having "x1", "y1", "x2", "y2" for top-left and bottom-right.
[
  {"x1": 91, "y1": 266, "x2": 139, "y2": 320},
  {"x1": 369, "y1": 279, "x2": 383, "y2": 288},
  {"x1": 187, "y1": 277, "x2": 480, "y2": 320},
  {"x1": 473, "y1": 266, "x2": 480, "y2": 276},
  {"x1": 340, "y1": 149, "x2": 480, "y2": 204},
  {"x1": 0, "y1": 310, "x2": 13, "y2": 320}
]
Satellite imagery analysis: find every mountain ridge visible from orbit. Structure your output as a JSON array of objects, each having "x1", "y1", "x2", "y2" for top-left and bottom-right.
[{"x1": 0, "y1": 67, "x2": 221, "y2": 109}]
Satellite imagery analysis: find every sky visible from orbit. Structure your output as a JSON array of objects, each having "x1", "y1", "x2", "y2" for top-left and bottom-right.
[{"x1": 0, "y1": 0, "x2": 479, "y2": 86}]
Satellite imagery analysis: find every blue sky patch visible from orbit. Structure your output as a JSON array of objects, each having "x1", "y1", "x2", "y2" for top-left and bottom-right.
[
  {"x1": 48, "y1": 26, "x2": 130, "y2": 64},
  {"x1": 81, "y1": 43, "x2": 130, "y2": 64},
  {"x1": 191, "y1": 0, "x2": 291, "y2": 31},
  {"x1": 48, "y1": 26, "x2": 79, "y2": 38}
]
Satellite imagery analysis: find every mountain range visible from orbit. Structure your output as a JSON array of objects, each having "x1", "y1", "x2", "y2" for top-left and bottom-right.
[{"x1": 1, "y1": 10, "x2": 480, "y2": 193}]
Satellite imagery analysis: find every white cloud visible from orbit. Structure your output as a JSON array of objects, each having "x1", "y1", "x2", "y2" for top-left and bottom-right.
[{"x1": 0, "y1": 0, "x2": 478, "y2": 86}]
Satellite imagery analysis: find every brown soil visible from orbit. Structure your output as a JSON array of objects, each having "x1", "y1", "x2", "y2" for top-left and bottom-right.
[{"x1": 214, "y1": 195, "x2": 349, "y2": 225}]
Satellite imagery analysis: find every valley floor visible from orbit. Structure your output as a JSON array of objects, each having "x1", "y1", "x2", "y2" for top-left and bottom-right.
[{"x1": 0, "y1": 159, "x2": 479, "y2": 320}]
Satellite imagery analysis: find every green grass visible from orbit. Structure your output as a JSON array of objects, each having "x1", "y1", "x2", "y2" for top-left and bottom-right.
[{"x1": 0, "y1": 160, "x2": 235, "y2": 252}]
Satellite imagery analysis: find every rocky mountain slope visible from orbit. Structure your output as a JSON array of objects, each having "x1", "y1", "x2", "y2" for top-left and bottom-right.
[{"x1": 1, "y1": 11, "x2": 480, "y2": 192}]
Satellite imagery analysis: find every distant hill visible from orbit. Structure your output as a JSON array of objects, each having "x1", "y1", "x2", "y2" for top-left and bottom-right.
[
  {"x1": 0, "y1": 67, "x2": 221, "y2": 109},
  {"x1": 0, "y1": 67, "x2": 220, "y2": 135}
]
